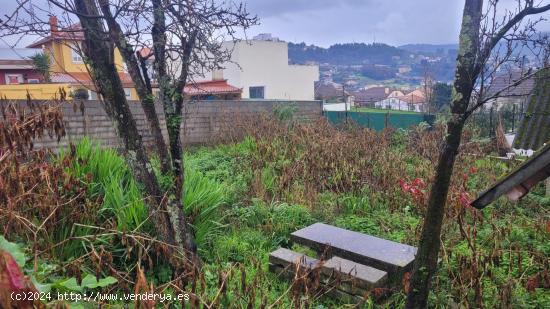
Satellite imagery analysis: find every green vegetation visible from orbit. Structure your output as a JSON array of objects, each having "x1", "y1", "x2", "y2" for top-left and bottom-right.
[
  {"x1": 289, "y1": 42, "x2": 408, "y2": 66},
  {"x1": 30, "y1": 52, "x2": 51, "y2": 82},
  {"x1": 430, "y1": 82, "x2": 453, "y2": 111},
  {"x1": 2, "y1": 116, "x2": 548, "y2": 308}
]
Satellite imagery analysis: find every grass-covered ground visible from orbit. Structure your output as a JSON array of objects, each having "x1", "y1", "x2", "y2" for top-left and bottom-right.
[
  {"x1": 183, "y1": 120, "x2": 549, "y2": 308},
  {"x1": 1, "y1": 115, "x2": 549, "y2": 308}
]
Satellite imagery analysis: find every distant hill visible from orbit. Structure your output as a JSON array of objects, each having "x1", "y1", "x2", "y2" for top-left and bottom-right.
[
  {"x1": 288, "y1": 42, "x2": 410, "y2": 65},
  {"x1": 398, "y1": 43, "x2": 458, "y2": 55}
]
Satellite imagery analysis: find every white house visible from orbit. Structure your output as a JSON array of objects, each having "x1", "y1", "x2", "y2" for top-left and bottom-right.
[
  {"x1": 374, "y1": 90, "x2": 427, "y2": 112},
  {"x1": 387, "y1": 90, "x2": 405, "y2": 98},
  {"x1": 200, "y1": 39, "x2": 319, "y2": 100},
  {"x1": 375, "y1": 97, "x2": 418, "y2": 111}
]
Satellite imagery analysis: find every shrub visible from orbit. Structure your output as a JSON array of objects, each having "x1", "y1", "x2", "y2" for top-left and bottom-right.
[
  {"x1": 211, "y1": 228, "x2": 274, "y2": 263},
  {"x1": 268, "y1": 202, "x2": 315, "y2": 240},
  {"x1": 72, "y1": 88, "x2": 89, "y2": 100}
]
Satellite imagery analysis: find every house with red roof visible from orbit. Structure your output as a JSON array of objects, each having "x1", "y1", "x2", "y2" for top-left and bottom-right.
[
  {"x1": 0, "y1": 48, "x2": 45, "y2": 86},
  {"x1": 184, "y1": 80, "x2": 242, "y2": 100},
  {"x1": 0, "y1": 16, "x2": 135, "y2": 100},
  {"x1": 374, "y1": 88, "x2": 428, "y2": 112},
  {"x1": 1, "y1": 16, "x2": 243, "y2": 101}
]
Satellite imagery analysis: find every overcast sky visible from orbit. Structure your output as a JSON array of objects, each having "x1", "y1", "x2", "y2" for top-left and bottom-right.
[
  {"x1": 246, "y1": 0, "x2": 464, "y2": 46},
  {"x1": 1, "y1": 0, "x2": 549, "y2": 48},
  {"x1": 246, "y1": 0, "x2": 550, "y2": 46}
]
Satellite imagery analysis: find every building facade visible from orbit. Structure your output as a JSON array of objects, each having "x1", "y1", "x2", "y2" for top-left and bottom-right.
[
  {"x1": 200, "y1": 40, "x2": 319, "y2": 100},
  {"x1": 0, "y1": 48, "x2": 45, "y2": 86},
  {"x1": 0, "y1": 16, "x2": 135, "y2": 100}
]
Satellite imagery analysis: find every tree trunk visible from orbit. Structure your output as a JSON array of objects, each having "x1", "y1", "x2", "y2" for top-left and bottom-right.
[
  {"x1": 151, "y1": 0, "x2": 197, "y2": 253},
  {"x1": 405, "y1": 0, "x2": 483, "y2": 308},
  {"x1": 73, "y1": 0, "x2": 195, "y2": 258},
  {"x1": 97, "y1": 0, "x2": 172, "y2": 174}
]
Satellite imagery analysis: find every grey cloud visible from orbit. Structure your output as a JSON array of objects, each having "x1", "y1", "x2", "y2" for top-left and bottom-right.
[
  {"x1": 247, "y1": 0, "x2": 550, "y2": 46},
  {"x1": 244, "y1": 0, "x2": 374, "y2": 18},
  {"x1": 2, "y1": 0, "x2": 549, "y2": 48}
]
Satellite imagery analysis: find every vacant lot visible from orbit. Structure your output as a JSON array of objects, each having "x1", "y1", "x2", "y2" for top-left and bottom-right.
[{"x1": 2, "y1": 114, "x2": 548, "y2": 308}]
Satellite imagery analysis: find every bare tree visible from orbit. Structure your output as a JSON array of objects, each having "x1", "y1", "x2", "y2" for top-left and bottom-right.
[
  {"x1": 0, "y1": 0, "x2": 256, "y2": 267},
  {"x1": 421, "y1": 66, "x2": 434, "y2": 113},
  {"x1": 406, "y1": 1, "x2": 550, "y2": 308}
]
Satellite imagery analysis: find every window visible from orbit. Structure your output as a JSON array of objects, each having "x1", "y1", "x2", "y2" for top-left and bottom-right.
[
  {"x1": 249, "y1": 86, "x2": 265, "y2": 99},
  {"x1": 124, "y1": 88, "x2": 132, "y2": 99},
  {"x1": 27, "y1": 79, "x2": 40, "y2": 84},
  {"x1": 71, "y1": 44, "x2": 83, "y2": 63},
  {"x1": 5, "y1": 74, "x2": 23, "y2": 85}
]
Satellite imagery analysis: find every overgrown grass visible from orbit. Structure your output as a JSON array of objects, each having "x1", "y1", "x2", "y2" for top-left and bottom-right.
[
  {"x1": 58, "y1": 138, "x2": 150, "y2": 232},
  {"x1": 3, "y1": 117, "x2": 548, "y2": 308},
  {"x1": 196, "y1": 118, "x2": 548, "y2": 308}
]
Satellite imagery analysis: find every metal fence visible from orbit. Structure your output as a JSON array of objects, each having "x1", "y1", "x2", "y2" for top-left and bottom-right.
[
  {"x1": 325, "y1": 110, "x2": 436, "y2": 131},
  {"x1": 467, "y1": 105, "x2": 524, "y2": 138},
  {"x1": 324, "y1": 103, "x2": 529, "y2": 137}
]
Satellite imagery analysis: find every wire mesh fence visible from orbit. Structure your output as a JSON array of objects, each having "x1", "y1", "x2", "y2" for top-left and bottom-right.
[{"x1": 325, "y1": 103, "x2": 527, "y2": 138}]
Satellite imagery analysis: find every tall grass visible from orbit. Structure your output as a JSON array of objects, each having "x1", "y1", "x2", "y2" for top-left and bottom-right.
[
  {"x1": 58, "y1": 138, "x2": 150, "y2": 232},
  {"x1": 183, "y1": 167, "x2": 228, "y2": 252}
]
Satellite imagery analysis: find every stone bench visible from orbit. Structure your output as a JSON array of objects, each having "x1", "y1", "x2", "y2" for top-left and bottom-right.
[
  {"x1": 291, "y1": 223, "x2": 417, "y2": 275},
  {"x1": 269, "y1": 248, "x2": 387, "y2": 301},
  {"x1": 268, "y1": 223, "x2": 417, "y2": 301},
  {"x1": 268, "y1": 247, "x2": 320, "y2": 274}
]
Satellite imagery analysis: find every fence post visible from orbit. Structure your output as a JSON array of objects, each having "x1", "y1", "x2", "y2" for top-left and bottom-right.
[
  {"x1": 367, "y1": 113, "x2": 370, "y2": 129},
  {"x1": 489, "y1": 106, "x2": 494, "y2": 137}
]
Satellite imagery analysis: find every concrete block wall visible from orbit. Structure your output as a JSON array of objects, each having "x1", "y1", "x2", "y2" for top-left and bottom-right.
[{"x1": 1, "y1": 100, "x2": 322, "y2": 151}]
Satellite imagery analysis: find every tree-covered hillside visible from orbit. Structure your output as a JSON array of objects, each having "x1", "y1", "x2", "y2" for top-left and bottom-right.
[{"x1": 288, "y1": 42, "x2": 410, "y2": 65}]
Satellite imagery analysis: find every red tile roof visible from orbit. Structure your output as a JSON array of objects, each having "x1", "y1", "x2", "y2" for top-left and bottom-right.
[
  {"x1": 184, "y1": 80, "x2": 241, "y2": 95},
  {"x1": 395, "y1": 93, "x2": 426, "y2": 104},
  {"x1": 27, "y1": 23, "x2": 84, "y2": 48},
  {"x1": 0, "y1": 59, "x2": 34, "y2": 67},
  {"x1": 487, "y1": 70, "x2": 536, "y2": 97},
  {"x1": 353, "y1": 87, "x2": 388, "y2": 102}
]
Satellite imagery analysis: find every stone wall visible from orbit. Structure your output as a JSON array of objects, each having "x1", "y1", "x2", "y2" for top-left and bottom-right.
[{"x1": 1, "y1": 100, "x2": 322, "y2": 151}]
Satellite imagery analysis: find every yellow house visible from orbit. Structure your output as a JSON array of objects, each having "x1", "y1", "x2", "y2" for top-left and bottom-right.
[{"x1": 0, "y1": 16, "x2": 137, "y2": 100}]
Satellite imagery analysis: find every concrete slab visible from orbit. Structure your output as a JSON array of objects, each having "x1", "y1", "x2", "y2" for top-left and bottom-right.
[
  {"x1": 322, "y1": 256, "x2": 387, "y2": 290},
  {"x1": 269, "y1": 247, "x2": 320, "y2": 270},
  {"x1": 291, "y1": 223, "x2": 417, "y2": 274}
]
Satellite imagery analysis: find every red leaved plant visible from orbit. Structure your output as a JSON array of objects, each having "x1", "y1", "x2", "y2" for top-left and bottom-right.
[{"x1": 0, "y1": 250, "x2": 44, "y2": 309}]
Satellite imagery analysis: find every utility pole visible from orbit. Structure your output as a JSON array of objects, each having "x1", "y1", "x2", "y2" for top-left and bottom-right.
[{"x1": 342, "y1": 84, "x2": 349, "y2": 123}]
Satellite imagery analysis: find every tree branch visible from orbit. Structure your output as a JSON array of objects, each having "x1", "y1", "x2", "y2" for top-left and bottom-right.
[{"x1": 476, "y1": 3, "x2": 550, "y2": 73}]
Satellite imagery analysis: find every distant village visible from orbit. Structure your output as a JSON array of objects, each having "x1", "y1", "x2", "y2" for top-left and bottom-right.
[{"x1": 316, "y1": 82, "x2": 431, "y2": 113}]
